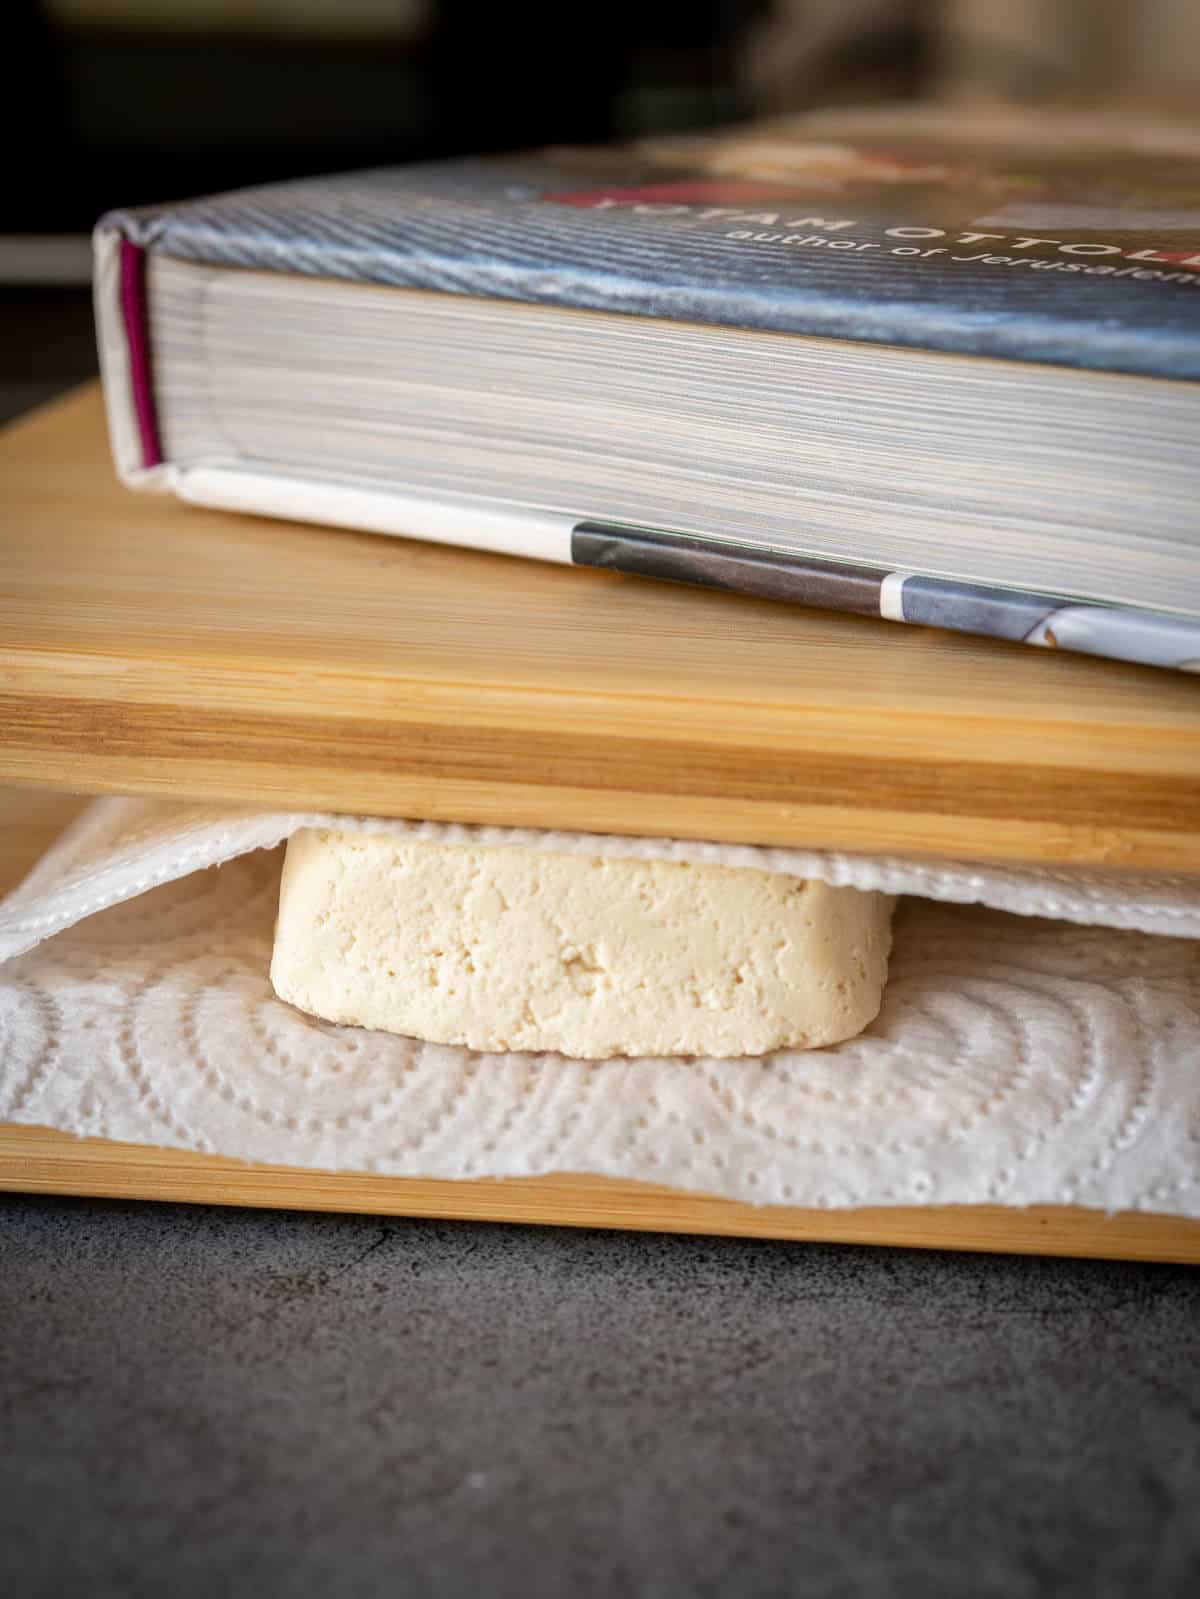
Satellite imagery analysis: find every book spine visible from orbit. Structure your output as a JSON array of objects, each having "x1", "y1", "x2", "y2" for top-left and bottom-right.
[
  {"x1": 571, "y1": 524, "x2": 1200, "y2": 673},
  {"x1": 92, "y1": 226, "x2": 176, "y2": 492}
]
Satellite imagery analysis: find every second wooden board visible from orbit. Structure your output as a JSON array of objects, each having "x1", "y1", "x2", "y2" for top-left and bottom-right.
[{"x1": 3, "y1": 387, "x2": 1199, "y2": 868}]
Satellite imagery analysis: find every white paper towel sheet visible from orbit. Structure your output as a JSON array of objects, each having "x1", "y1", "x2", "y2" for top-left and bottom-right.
[{"x1": 2, "y1": 797, "x2": 1199, "y2": 1214}]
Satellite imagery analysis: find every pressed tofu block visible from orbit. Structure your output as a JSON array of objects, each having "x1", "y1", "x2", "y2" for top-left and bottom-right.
[{"x1": 270, "y1": 829, "x2": 895, "y2": 1059}]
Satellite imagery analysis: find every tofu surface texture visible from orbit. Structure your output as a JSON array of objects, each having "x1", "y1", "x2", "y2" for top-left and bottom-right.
[{"x1": 270, "y1": 829, "x2": 895, "y2": 1058}]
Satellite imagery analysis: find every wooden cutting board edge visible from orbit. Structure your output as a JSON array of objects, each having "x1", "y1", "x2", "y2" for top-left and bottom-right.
[{"x1": 1, "y1": 1124, "x2": 1197, "y2": 1264}]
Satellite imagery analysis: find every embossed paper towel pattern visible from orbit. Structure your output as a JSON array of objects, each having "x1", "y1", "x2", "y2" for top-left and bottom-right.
[{"x1": 1, "y1": 799, "x2": 1198, "y2": 1214}]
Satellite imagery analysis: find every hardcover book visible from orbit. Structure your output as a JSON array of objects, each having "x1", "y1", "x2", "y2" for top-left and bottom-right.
[{"x1": 94, "y1": 109, "x2": 1200, "y2": 669}]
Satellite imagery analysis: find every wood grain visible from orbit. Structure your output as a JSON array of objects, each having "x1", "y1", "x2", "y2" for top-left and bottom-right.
[
  {"x1": 2, "y1": 1123, "x2": 1198, "y2": 1263},
  {"x1": 3, "y1": 386, "x2": 1199, "y2": 868},
  {"x1": 0, "y1": 787, "x2": 90, "y2": 893}
]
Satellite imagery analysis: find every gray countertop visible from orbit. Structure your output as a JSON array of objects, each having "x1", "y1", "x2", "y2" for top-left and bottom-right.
[{"x1": 2, "y1": 1195, "x2": 1198, "y2": 1598}]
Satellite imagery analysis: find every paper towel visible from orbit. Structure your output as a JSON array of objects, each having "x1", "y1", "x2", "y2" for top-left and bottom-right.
[{"x1": 2, "y1": 797, "x2": 1198, "y2": 1214}]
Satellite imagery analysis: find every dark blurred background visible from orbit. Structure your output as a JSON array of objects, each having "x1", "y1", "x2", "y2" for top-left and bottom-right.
[
  {"x1": 3, "y1": 0, "x2": 758, "y2": 421},
  {"x1": 5, "y1": 0, "x2": 767, "y2": 420},
  {"x1": 4, "y1": 0, "x2": 1199, "y2": 422}
]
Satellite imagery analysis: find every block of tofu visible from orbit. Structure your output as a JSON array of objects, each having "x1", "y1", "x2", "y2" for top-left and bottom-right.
[{"x1": 270, "y1": 829, "x2": 895, "y2": 1059}]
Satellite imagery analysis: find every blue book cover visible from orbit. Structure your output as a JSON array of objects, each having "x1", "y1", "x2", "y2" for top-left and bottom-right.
[
  {"x1": 105, "y1": 126, "x2": 1200, "y2": 380},
  {"x1": 97, "y1": 124, "x2": 1200, "y2": 672}
]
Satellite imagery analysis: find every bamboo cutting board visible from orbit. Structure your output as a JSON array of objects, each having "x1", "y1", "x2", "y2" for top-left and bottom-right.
[
  {"x1": 2, "y1": 385, "x2": 1199, "y2": 870},
  {"x1": 3, "y1": 1123, "x2": 1199, "y2": 1264}
]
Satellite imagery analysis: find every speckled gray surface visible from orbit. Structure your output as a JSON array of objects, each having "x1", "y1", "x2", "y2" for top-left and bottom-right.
[{"x1": 1, "y1": 1197, "x2": 1198, "y2": 1599}]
